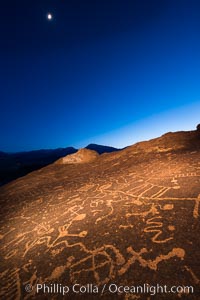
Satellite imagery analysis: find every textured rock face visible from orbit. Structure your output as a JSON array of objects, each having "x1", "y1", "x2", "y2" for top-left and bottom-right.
[
  {"x1": 0, "y1": 129, "x2": 200, "y2": 300},
  {"x1": 126, "y1": 130, "x2": 200, "y2": 154},
  {"x1": 55, "y1": 148, "x2": 99, "y2": 164}
]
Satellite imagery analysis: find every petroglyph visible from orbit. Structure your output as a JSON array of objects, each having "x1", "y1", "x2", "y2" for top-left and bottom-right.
[
  {"x1": 118, "y1": 247, "x2": 185, "y2": 275},
  {"x1": 144, "y1": 216, "x2": 174, "y2": 243},
  {"x1": 193, "y1": 195, "x2": 200, "y2": 218},
  {"x1": 0, "y1": 130, "x2": 200, "y2": 299},
  {"x1": 0, "y1": 268, "x2": 21, "y2": 300},
  {"x1": 185, "y1": 266, "x2": 200, "y2": 285}
]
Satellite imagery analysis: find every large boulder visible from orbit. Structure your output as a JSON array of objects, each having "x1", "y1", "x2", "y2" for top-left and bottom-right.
[{"x1": 55, "y1": 148, "x2": 99, "y2": 164}]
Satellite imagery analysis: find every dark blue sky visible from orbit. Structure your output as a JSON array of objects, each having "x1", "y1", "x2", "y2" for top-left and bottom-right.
[{"x1": 1, "y1": 0, "x2": 200, "y2": 151}]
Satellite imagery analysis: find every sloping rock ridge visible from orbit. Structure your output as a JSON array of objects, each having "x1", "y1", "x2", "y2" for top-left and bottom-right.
[{"x1": 0, "y1": 128, "x2": 199, "y2": 299}]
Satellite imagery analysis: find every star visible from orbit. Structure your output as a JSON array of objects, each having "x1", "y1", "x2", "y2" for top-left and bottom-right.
[{"x1": 47, "y1": 13, "x2": 53, "y2": 20}]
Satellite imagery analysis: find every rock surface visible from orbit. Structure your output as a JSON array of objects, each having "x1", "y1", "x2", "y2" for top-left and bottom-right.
[
  {"x1": 0, "y1": 129, "x2": 200, "y2": 299},
  {"x1": 55, "y1": 148, "x2": 99, "y2": 164}
]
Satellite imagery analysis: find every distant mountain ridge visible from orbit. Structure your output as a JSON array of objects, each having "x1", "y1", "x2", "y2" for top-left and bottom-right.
[
  {"x1": 0, "y1": 144, "x2": 120, "y2": 186},
  {"x1": 0, "y1": 151, "x2": 8, "y2": 158},
  {"x1": 85, "y1": 143, "x2": 122, "y2": 154}
]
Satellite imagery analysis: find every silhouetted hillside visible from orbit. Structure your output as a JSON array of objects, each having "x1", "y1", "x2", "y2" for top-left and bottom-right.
[
  {"x1": 86, "y1": 143, "x2": 120, "y2": 154},
  {"x1": 0, "y1": 151, "x2": 8, "y2": 158},
  {"x1": 0, "y1": 147, "x2": 77, "y2": 186},
  {"x1": 0, "y1": 145, "x2": 121, "y2": 186}
]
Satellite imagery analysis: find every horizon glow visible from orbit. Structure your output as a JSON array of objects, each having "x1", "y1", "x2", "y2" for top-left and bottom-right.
[{"x1": 0, "y1": 1, "x2": 200, "y2": 152}]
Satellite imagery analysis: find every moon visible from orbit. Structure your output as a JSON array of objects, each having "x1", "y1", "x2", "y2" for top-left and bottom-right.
[{"x1": 47, "y1": 13, "x2": 53, "y2": 20}]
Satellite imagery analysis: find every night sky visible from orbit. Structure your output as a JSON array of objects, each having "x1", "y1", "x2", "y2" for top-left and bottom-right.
[{"x1": 1, "y1": 0, "x2": 200, "y2": 152}]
